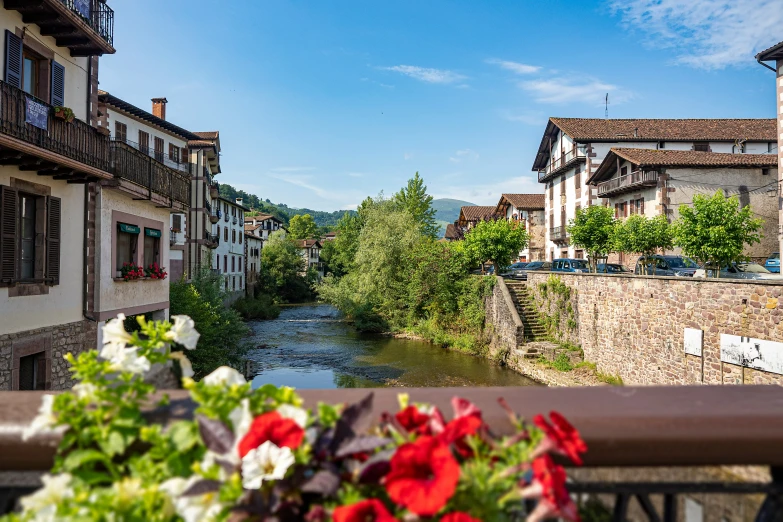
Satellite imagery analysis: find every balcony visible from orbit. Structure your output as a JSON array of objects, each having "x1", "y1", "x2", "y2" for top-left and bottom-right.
[
  {"x1": 210, "y1": 182, "x2": 219, "y2": 198},
  {"x1": 538, "y1": 148, "x2": 586, "y2": 183},
  {"x1": 7, "y1": 0, "x2": 115, "y2": 56},
  {"x1": 1, "y1": 386, "x2": 783, "y2": 519},
  {"x1": 550, "y1": 226, "x2": 568, "y2": 244},
  {"x1": 205, "y1": 231, "x2": 219, "y2": 249},
  {"x1": 0, "y1": 81, "x2": 112, "y2": 183},
  {"x1": 597, "y1": 170, "x2": 659, "y2": 198},
  {"x1": 110, "y1": 141, "x2": 189, "y2": 208},
  {"x1": 233, "y1": 216, "x2": 238, "y2": 225},
  {"x1": 210, "y1": 209, "x2": 221, "y2": 224},
  {"x1": 114, "y1": 138, "x2": 191, "y2": 173}
]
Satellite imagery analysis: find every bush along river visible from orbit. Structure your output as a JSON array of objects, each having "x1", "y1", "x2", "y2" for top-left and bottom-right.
[{"x1": 246, "y1": 304, "x2": 538, "y2": 389}]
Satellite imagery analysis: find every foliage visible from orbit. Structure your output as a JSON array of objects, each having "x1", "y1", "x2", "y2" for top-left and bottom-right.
[
  {"x1": 538, "y1": 352, "x2": 574, "y2": 372},
  {"x1": 287, "y1": 213, "x2": 320, "y2": 240},
  {"x1": 232, "y1": 294, "x2": 281, "y2": 320},
  {"x1": 120, "y1": 262, "x2": 144, "y2": 281},
  {"x1": 393, "y1": 172, "x2": 439, "y2": 239},
  {"x1": 462, "y1": 218, "x2": 529, "y2": 273},
  {"x1": 8, "y1": 318, "x2": 586, "y2": 522},
  {"x1": 672, "y1": 190, "x2": 763, "y2": 275},
  {"x1": 567, "y1": 206, "x2": 616, "y2": 272},
  {"x1": 613, "y1": 215, "x2": 673, "y2": 274},
  {"x1": 257, "y1": 231, "x2": 313, "y2": 302},
  {"x1": 219, "y1": 184, "x2": 290, "y2": 224},
  {"x1": 169, "y1": 269, "x2": 251, "y2": 378}
]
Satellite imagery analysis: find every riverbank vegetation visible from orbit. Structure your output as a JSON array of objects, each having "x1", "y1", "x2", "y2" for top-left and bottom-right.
[
  {"x1": 318, "y1": 173, "x2": 527, "y2": 354},
  {"x1": 257, "y1": 230, "x2": 318, "y2": 302}
]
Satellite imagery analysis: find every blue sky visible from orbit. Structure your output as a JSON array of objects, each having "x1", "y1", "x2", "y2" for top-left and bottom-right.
[{"x1": 100, "y1": 0, "x2": 783, "y2": 210}]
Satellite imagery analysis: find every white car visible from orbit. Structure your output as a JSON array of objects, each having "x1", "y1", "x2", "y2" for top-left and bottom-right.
[{"x1": 693, "y1": 263, "x2": 783, "y2": 280}]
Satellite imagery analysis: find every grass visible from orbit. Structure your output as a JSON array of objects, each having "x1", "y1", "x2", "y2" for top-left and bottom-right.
[{"x1": 540, "y1": 358, "x2": 625, "y2": 386}]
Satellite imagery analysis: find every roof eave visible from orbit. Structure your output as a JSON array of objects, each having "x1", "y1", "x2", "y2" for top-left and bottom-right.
[
  {"x1": 756, "y1": 41, "x2": 783, "y2": 62},
  {"x1": 532, "y1": 118, "x2": 561, "y2": 171}
]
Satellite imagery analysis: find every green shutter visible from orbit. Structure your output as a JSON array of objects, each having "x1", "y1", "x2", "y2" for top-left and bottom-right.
[
  {"x1": 119, "y1": 223, "x2": 140, "y2": 234},
  {"x1": 144, "y1": 228, "x2": 161, "y2": 238}
]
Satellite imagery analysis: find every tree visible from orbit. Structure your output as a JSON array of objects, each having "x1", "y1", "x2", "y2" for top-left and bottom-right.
[
  {"x1": 672, "y1": 190, "x2": 763, "y2": 277},
  {"x1": 613, "y1": 215, "x2": 673, "y2": 274},
  {"x1": 393, "y1": 172, "x2": 439, "y2": 239},
  {"x1": 462, "y1": 218, "x2": 529, "y2": 274},
  {"x1": 259, "y1": 231, "x2": 310, "y2": 301},
  {"x1": 567, "y1": 205, "x2": 616, "y2": 272},
  {"x1": 288, "y1": 213, "x2": 320, "y2": 240}
]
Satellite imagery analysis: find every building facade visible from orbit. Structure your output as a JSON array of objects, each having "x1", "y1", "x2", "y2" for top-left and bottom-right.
[
  {"x1": 456, "y1": 206, "x2": 497, "y2": 232},
  {"x1": 295, "y1": 239, "x2": 323, "y2": 278},
  {"x1": 245, "y1": 233, "x2": 262, "y2": 297},
  {"x1": 757, "y1": 42, "x2": 783, "y2": 258},
  {"x1": 533, "y1": 118, "x2": 778, "y2": 260},
  {"x1": 187, "y1": 132, "x2": 221, "y2": 278},
  {"x1": 214, "y1": 197, "x2": 249, "y2": 300},
  {"x1": 244, "y1": 213, "x2": 285, "y2": 240},
  {"x1": 494, "y1": 194, "x2": 546, "y2": 262},
  {"x1": 0, "y1": 0, "x2": 115, "y2": 390}
]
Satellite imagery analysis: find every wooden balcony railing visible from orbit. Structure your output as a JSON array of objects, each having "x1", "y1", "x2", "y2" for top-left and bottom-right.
[
  {"x1": 538, "y1": 148, "x2": 585, "y2": 182},
  {"x1": 597, "y1": 170, "x2": 659, "y2": 198},
  {"x1": 1, "y1": 386, "x2": 782, "y2": 519},
  {"x1": 550, "y1": 226, "x2": 568, "y2": 242},
  {"x1": 110, "y1": 141, "x2": 190, "y2": 206}
]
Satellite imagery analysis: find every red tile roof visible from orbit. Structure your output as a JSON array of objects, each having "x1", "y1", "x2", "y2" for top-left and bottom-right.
[
  {"x1": 444, "y1": 223, "x2": 459, "y2": 239},
  {"x1": 459, "y1": 206, "x2": 497, "y2": 222},
  {"x1": 193, "y1": 131, "x2": 219, "y2": 139},
  {"x1": 295, "y1": 239, "x2": 321, "y2": 248},
  {"x1": 499, "y1": 193, "x2": 545, "y2": 210},
  {"x1": 550, "y1": 118, "x2": 777, "y2": 142}
]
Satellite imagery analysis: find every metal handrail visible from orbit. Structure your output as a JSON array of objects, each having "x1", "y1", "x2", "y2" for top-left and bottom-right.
[{"x1": 57, "y1": 0, "x2": 114, "y2": 47}]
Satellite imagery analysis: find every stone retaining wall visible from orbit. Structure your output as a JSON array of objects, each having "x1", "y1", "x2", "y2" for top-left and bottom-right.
[
  {"x1": 483, "y1": 277, "x2": 523, "y2": 357},
  {"x1": 526, "y1": 272, "x2": 783, "y2": 386}
]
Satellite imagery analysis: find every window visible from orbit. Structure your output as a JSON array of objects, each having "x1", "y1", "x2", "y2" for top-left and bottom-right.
[
  {"x1": 143, "y1": 228, "x2": 161, "y2": 267},
  {"x1": 19, "y1": 352, "x2": 47, "y2": 390},
  {"x1": 116, "y1": 223, "x2": 139, "y2": 272},
  {"x1": 22, "y1": 52, "x2": 39, "y2": 97},
  {"x1": 239, "y1": 234, "x2": 242, "y2": 244},
  {"x1": 233, "y1": 276, "x2": 236, "y2": 291},
  {"x1": 762, "y1": 168, "x2": 770, "y2": 176},
  {"x1": 223, "y1": 255, "x2": 227, "y2": 274},
  {"x1": 658, "y1": 141, "x2": 666, "y2": 149},
  {"x1": 232, "y1": 229, "x2": 236, "y2": 243},
  {"x1": 239, "y1": 258, "x2": 242, "y2": 271},
  {"x1": 216, "y1": 226, "x2": 220, "y2": 240},
  {"x1": 139, "y1": 131, "x2": 150, "y2": 154},
  {"x1": 232, "y1": 256, "x2": 235, "y2": 272},
  {"x1": 574, "y1": 164, "x2": 581, "y2": 190},
  {"x1": 169, "y1": 143, "x2": 179, "y2": 163},
  {"x1": 115, "y1": 122, "x2": 127, "y2": 143},
  {"x1": 154, "y1": 137, "x2": 164, "y2": 162},
  {"x1": 693, "y1": 142, "x2": 709, "y2": 152},
  {"x1": 19, "y1": 194, "x2": 36, "y2": 280},
  {"x1": 181, "y1": 147, "x2": 188, "y2": 163},
  {"x1": 224, "y1": 227, "x2": 228, "y2": 242},
  {"x1": 620, "y1": 166, "x2": 628, "y2": 176},
  {"x1": 216, "y1": 255, "x2": 220, "y2": 271},
  {"x1": 559, "y1": 176, "x2": 565, "y2": 195}
]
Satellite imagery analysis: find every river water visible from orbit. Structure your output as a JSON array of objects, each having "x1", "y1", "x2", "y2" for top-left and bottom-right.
[{"x1": 246, "y1": 304, "x2": 538, "y2": 389}]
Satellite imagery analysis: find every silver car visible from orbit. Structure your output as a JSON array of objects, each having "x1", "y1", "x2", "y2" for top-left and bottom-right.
[{"x1": 694, "y1": 263, "x2": 783, "y2": 280}]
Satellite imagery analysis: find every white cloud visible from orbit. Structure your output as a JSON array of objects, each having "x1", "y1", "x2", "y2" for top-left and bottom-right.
[
  {"x1": 609, "y1": 0, "x2": 783, "y2": 69},
  {"x1": 502, "y1": 111, "x2": 546, "y2": 125},
  {"x1": 486, "y1": 58, "x2": 541, "y2": 74},
  {"x1": 380, "y1": 65, "x2": 467, "y2": 84},
  {"x1": 449, "y1": 148, "x2": 480, "y2": 163},
  {"x1": 432, "y1": 175, "x2": 542, "y2": 206},
  {"x1": 404, "y1": 152, "x2": 413, "y2": 160},
  {"x1": 519, "y1": 77, "x2": 632, "y2": 106}
]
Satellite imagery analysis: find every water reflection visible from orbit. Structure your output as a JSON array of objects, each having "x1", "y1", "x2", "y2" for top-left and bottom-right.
[{"x1": 247, "y1": 304, "x2": 538, "y2": 389}]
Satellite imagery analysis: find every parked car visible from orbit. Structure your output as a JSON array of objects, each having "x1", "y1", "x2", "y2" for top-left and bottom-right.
[
  {"x1": 694, "y1": 263, "x2": 783, "y2": 280},
  {"x1": 513, "y1": 261, "x2": 551, "y2": 280},
  {"x1": 501, "y1": 262, "x2": 529, "y2": 278},
  {"x1": 634, "y1": 255, "x2": 699, "y2": 277},
  {"x1": 551, "y1": 258, "x2": 589, "y2": 273},
  {"x1": 596, "y1": 263, "x2": 632, "y2": 274},
  {"x1": 764, "y1": 252, "x2": 780, "y2": 273},
  {"x1": 470, "y1": 263, "x2": 495, "y2": 275}
]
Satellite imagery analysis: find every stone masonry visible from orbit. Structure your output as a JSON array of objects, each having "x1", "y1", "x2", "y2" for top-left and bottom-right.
[{"x1": 526, "y1": 271, "x2": 783, "y2": 386}]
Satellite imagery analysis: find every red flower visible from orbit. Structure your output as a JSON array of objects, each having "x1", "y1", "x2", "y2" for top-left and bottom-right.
[
  {"x1": 333, "y1": 499, "x2": 396, "y2": 522},
  {"x1": 533, "y1": 411, "x2": 586, "y2": 465},
  {"x1": 237, "y1": 411, "x2": 305, "y2": 458},
  {"x1": 441, "y1": 513, "x2": 482, "y2": 522},
  {"x1": 395, "y1": 406, "x2": 433, "y2": 435},
  {"x1": 451, "y1": 397, "x2": 481, "y2": 420},
  {"x1": 438, "y1": 414, "x2": 483, "y2": 457},
  {"x1": 524, "y1": 455, "x2": 579, "y2": 522},
  {"x1": 384, "y1": 436, "x2": 460, "y2": 516}
]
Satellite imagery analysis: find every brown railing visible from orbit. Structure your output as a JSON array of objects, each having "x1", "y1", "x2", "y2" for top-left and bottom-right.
[
  {"x1": 0, "y1": 81, "x2": 110, "y2": 172},
  {"x1": 538, "y1": 148, "x2": 585, "y2": 182},
  {"x1": 110, "y1": 141, "x2": 189, "y2": 206},
  {"x1": 597, "y1": 170, "x2": 659, "y2": 197},
  {"x1": 114, "y1": 137, "x2": 190, "y2": 172},
  {"x1": 57, "y1": 0, "x2": 114, "y2": 47},
  {"x1": 550, "y1": 226, "x2": 567, "y2": 241}
]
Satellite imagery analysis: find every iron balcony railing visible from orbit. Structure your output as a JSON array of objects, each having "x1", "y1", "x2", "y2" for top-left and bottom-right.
[
  {"x1": 110, "y1": 142, "x2": 189, "y2": 206},
  {"x1": 58, "y1": 0, "x2": 114, "y2": 48},
  {"x1": 204, "y1": 200, "x2": 211, "y2": 212},
  {"x1": 224, "y1": 212, "x2": 229, "y2": 223},
  {"x1": 597, "y1": 170, "x2": 659, "y2": 198},
  {"x1": 233, "y1": 216, "x2": 238, "y2": 225},
  {"x1": 112, "y1": 138, "x2": 190, "y2": 173},
  {"x1": 205, "y1": 231, "x2": 219, "y2": 247},
  {"x1": 538, "y1": 147, "x2": 585, "y2": 182},
  {"x1": 0, "y1": 81, "x2": 110, "y2": 172},
  {"x1": 550, "y1": 226, "x2": 568, "y2": 242}
]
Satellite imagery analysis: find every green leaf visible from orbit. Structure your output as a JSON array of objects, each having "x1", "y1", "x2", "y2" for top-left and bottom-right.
[
  {"x1": 169, "y1": 421, "x2": 199, "y2": 452},
  {"x1": 99, "y1": 430, "x2": 126, "y2": 456},
  {"x1": 62, "y1": 449, "x2": 111, "y2": 471}
]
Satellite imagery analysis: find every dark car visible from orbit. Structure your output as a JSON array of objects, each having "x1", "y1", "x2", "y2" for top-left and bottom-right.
[
  {"x1": 551, "y1": 258, "x2": 589, "y2": 273},
  {"x1": 764, "y1": 252, "x2": 780, "y2": 274},
  {"x1": 596, "y1": 263, "x2": 632, "y2": 274},
  {"x1": 513, "y1": 261, "x2": 551, "y2": 280},
  {"x1": 501, "y1": 262, "x2": 529, "y2": 278},
  {"x1": 634, "y1": 255, "x2": 699, "y2": 277}
]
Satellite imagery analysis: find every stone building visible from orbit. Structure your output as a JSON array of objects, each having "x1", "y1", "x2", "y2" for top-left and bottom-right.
[
  {"x1": 494, "y1": 194, "x2": 546, "y2": 262},
  {"x1": 456, "y1": 205, "x2": 497, "y2": 232}
]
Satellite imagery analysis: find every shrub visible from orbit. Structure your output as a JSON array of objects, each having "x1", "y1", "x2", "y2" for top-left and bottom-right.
[{"x1": 233, "y1": 294, "x2": 281, "y2": 320}]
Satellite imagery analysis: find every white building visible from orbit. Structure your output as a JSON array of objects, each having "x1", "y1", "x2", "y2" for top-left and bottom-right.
[
  {"x1": 494, "y1": 194, "x2": 546, "y2": 262},
  {"x1": 214, "y1": 197, "x2": 249, "y2": 299},
  {"x1": 295, "y1": 239, "x2": 323, "y2": 278},
  {"x1": 532, "y1": 118, "x2": 778, "y2": 260},
  {"x1": 245, "y1": 213, "x2": 285, "y2": 240},
  {"x1": 187, "y1": 132, "x2": 221, "y2": 278}
]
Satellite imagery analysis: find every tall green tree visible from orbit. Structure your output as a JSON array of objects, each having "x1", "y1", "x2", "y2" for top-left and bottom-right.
[
  {"x1": 567, "y1": 205, "x2": 616, "y2": 272},
  {"x1": 393, "y1": 172, "x2": 439, "y2": 239},
  {"x1": 613, "y1": 215, "x2": 673, "y2": 274},
  {"x1": 288, "y1": 213, "x2": 320, "y2": 240},
  {"x1": 673, "y1": 190, "x2": 763, "y2": 276},
  {"x1": 259, "y1": 231, "x2": 311, "y2": 301},
  {"x1": 462, "y1": 218, "x2": 529, "y2": 274}
]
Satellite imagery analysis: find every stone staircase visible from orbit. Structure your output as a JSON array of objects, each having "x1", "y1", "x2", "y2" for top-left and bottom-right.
[{"x1": 504, "y1": 280, "x2": 549, "y2": 358}]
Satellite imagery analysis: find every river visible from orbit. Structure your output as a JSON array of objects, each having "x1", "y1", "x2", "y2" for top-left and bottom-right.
[{"x1": 246, "y1": 304, "x2": 538, "y2": 389}]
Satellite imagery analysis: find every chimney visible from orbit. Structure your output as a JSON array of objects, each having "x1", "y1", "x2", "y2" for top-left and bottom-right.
[
  {"x1": 151, "y1": 97, "x2": 168, "y2": 120},
  {"x1": 634, "y1": 127, "x2": 639, "y2": 138},
  {"x1": 236, "y1": 198, "x2": 243, "y2": 207}
]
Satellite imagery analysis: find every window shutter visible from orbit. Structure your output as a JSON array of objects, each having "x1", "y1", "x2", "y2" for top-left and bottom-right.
[
  {"x1": 50, "y1": 61, "x2": 65, "y2": 106},
  {"x1": 45, "y1": 196, "x2": 61, "y2": 285},
  {"x1": 4, "y1": 30, "x2": 22, "y2": 89},
  {"x1": 0, "y1": 185, "x2": 18, "y2": 285}
]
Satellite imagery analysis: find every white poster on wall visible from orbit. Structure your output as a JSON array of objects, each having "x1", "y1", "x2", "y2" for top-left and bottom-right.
[
  {"x1": 684, "y1": 328, "x2": 703, "y2": 356},
  {"x1": 720, "y1": 334, "x2": 783, "y2": 375}
]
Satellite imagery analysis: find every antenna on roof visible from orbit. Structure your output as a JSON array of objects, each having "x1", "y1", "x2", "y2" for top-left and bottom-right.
[{"x1": 605, "y1": 93, "x2": 609, "y2": 119}]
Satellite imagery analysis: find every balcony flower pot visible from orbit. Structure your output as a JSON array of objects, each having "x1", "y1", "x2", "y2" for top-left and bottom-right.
[
  {"x1": 52, "y1": 106, "x2": 75, "y2": 123},
  {"x1": 119, "y1": 262, "x2": 144, "y2": 281},
  {"x1": 144, "y1": 263, "x2": 168, "y2": 281}
]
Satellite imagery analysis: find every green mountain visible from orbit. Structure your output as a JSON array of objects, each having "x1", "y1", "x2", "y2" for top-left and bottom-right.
[{"x1": 431, "y1": 198, "x2": 476, "y2": 236}]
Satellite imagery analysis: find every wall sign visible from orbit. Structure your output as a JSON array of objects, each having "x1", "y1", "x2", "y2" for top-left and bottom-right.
[
  {"x1": 145, "y1": 228, "x2": 161, "y2": 238},
  {"x1": 25, "y1": 97, "x2": 48, "y2": 131},
  {"x1": 73, "y1": 0, "x2": 91, "y2": 18},
  {"x1": 119, "y1": 223, "x2": 140, "y2": 234},
  {"x1": 720, "y1": 334, "x2": 783, "y2": 376},
  {"x1": 684, "y1": 328, "x2": 703, "y2": 356}
]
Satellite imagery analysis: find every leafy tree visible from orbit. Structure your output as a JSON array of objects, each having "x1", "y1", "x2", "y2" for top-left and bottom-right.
[
  {"x1": 462, "y1": 218, "x2": 529, "y2": 274},
  {"x1": 567, "y1": 205, "x2": 616, "y2": 272},
  {"x1": 672, "y1": 190, "x2": 763, "y2": 276},
  {"x1": 613, "y1": 215, "x2": 673, "y2": 274},
  {"x1": 259, "y1": 231, "x2": 311, "y2": 301},
  {"x1": 288, "y1": 213, "x2": 320, "y2": 240},
  {"x1": 393, "y1": 172, "x2": 439, "y2": 239}
]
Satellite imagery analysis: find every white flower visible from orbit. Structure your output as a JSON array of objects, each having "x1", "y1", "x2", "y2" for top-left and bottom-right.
[
  {"x1": 277, "y1": 404, "x2": 308, "y2": 428},
  {"x1": 19, "y1": 473, "x2": 73, "y2": 520},
  {"x1": 104, "y1": 345, "x2": 151, "y2": 375},
  {"x1": 160, "y1": 476, "x2": 224, "y2": 522},
  {"x1": 165, "y1": 315, "x2": 200, "y2": 350},
  {"x1": 241, "y1": 440, "x2": 295, "y2": 490},
  {"x1": 229, "y1": 398, "x2": 253, "y2": 447},
  {"x1": 22, "y1": 395, "x2": 65, "y2": 441},
  {"x1": 203, "y1": 366, "x2": 246, "y2": 387},
  {"x1": 72, "y1": 382, "x2": 98, "y2": 401},
  {"x1": 169, "y1": 351, "x2": 194, "y2": 378},
  {"x1": 101, "y1": 313, "x2": 132, "y2": 352}
]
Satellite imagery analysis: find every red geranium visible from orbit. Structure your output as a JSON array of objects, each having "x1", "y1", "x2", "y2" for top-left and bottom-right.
[
  {"x1": 523, "y1": 455, "x2": 580, "y2": 522},
  {"x1": 384, "y1": 436, "x2": 460, "y2": 516},
  {"x1": 238, "y1": 411, "x2": 305, "y2": 458},
  {"x1": 532, "y1": 411, "x2": 586, "y2": 465},
  {"x1": 394, "y1": 405, "x2": 445, "y2": 436},
  {"x1": 333, "y1": 499, "x2": 396, "y2": 522},
  {"x1": 441, "y1": 512, "x2": 482, "y2": 522}
]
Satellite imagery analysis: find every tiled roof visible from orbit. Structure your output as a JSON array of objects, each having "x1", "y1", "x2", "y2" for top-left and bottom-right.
[
  {"x1": 244, "y1": 224, "x2": 260, "y2": 232},
  {"x1": 188, "y1": 139, "x2": 217, "y2": 148},
  {"x1": 460, "y1": 206, "x2": 497, "y2": 221},
  {"x1": 193, "y1": 131, "x2": 219, "y2": 139},
  {"x1": 591, "y1": 148, "x2": 778, "y2": 182},
  {"x1": 550, "y1": 118, "x2": 777, "y2": 142},
  {"x1": 757, "y1": 40, "x2": 783, "y2": 61},
  {"x1": 500, "y1": 193, "x2": 545, "y2": 210},
  {"x1": 295, "y1": 239, "x2": 321, "y2": 248},
  {"x1": 98, "y1": 90, "x2": 200, "y2": 141},
  {"x1": 444, "y1": 223, "x2": 459, "y2": 239}
]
